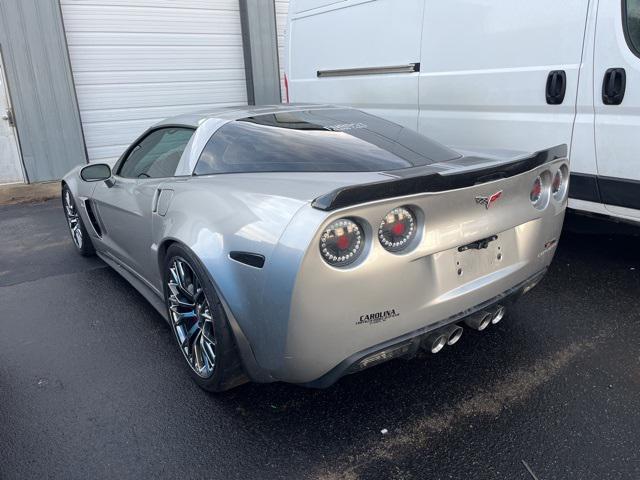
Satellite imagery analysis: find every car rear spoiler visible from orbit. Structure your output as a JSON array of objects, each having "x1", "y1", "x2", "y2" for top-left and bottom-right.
[{"x1": 311, "y1": 144, "x2": 567, "y2": 211}]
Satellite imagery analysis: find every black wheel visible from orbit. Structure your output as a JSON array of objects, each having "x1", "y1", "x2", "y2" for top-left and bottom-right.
[
  {"x1": 62, "y1": 185, "x2": 95, "y2": 257},
  {"x1": 163, "y1": 243, "x2": 247, "y2": 392}
]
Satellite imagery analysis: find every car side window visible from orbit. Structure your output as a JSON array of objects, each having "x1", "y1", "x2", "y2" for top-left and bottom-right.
[
  {"x1": 118, "y1": 127, "x2": 194, "y2": 179},
  {"x1": 625, "y1": 0, "x2": 640, "y2": 56}
]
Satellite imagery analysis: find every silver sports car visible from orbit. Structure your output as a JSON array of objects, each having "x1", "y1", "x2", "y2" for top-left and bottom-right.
[{"x1": 61, "y1": 104, "x2": 568, "y2": 391}]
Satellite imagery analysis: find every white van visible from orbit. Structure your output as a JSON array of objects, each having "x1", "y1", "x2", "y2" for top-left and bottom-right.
[{"x1": 284, "y1": 0, "x2": 640, "y2": 225}]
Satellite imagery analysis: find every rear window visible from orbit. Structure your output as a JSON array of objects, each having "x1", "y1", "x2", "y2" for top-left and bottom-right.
[{"x1": 193, "y1": 109, "x2": 460, "y2": 175}]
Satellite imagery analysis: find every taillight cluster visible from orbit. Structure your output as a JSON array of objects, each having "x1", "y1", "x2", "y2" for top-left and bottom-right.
[
  {"x1": 551, "y1": 164, "x2": 569, "y2": 202},
  {"x1": 378, "y1": 207, "x2": 416, "y2": 252},
  {"x1": 319, "y1": 206, "x2": 418, "y2": 267},
  {"x1": 530, "y1": 163, "x2": 569, "y2": 210},
  {"x1": 319, "y1": 218, "x2": 363, "y2": 267}
]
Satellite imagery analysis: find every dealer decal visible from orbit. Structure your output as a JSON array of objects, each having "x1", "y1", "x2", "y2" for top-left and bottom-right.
[{"x1": 356, "y1": 309, "x2": 400, "y2": 325}]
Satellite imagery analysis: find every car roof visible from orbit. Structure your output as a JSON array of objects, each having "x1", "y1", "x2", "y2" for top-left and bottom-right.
[{"x1": 154, "y1": 103, "x2": 344, "y2": 128}]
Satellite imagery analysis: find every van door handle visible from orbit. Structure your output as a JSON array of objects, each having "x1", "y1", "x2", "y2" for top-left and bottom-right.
[
  {"x1": 546, "y1": 70, "x2": 567, "y2": 105},
  {"x1": 602, "y1": 68, "x2": 626, "y2": 105}
]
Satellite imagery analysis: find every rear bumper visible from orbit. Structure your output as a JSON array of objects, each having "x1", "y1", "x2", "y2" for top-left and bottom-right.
[
  {"x1": 243, "y1": 156, "x2": 568, "y2": 384},
  {"x1": 277, "y1": 213, "x2": 562, "y2": 383},
  {"x1": 302, "y1": 268, "x2": 546, "y2": 388}
]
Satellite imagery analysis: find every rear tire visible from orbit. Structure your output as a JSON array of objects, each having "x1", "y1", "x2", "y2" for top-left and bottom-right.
[
  {"x1": 62, "y1": 185, "x2": 95, "y2": 257},
  {"x1": 163, "y1": 243, "x2": 247, "y2": 392}
]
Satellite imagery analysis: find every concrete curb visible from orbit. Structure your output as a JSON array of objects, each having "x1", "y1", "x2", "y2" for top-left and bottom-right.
[{"x1": 0, "y1": 181, "x2": 60, "y2": 206}]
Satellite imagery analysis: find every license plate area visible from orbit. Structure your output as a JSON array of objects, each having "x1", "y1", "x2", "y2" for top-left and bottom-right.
[{"x1": 455, "y1": 234, "x2": 506, "y2": 280}]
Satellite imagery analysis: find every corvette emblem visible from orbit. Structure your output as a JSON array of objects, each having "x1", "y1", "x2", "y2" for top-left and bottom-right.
[{"x1": 475, "y1": 190, "x2": 503, "y2": 209}]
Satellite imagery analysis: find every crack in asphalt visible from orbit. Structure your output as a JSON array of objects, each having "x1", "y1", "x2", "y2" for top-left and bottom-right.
[
  {"x1": 0, "y1": 265, "x2": 109, "y2": 288},
  {"x1": 314, "y1": 336, "x2": 603, "y2": 480}
]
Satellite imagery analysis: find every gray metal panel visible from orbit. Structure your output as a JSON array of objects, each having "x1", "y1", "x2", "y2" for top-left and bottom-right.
[
  {"x1": 239, "y1": 0, "x2": 282, "y2": 105},
  {"x1": 0, "y1": 0, "x2": 86, "y2": 182}
]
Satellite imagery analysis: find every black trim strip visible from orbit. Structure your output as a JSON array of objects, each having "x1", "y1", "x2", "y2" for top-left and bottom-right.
[
  {"x1": 317, "y1": 63, "x2": 420, "y2": 78},
  {"x1": 229, "y1": 251, "x2": 265, "y2": 269},
  {"x1": 568, "y1": 173, "x2": 640, "y2": 211},
  {"x1": 568, "y1": 173, "x2": 600, "y2": 203},
  {"x1": 312, "y1": 144, "x2": 567, "y2": 211},
  {"x1": 599, "y1": 175, "x2": 640, "y2": 210}
]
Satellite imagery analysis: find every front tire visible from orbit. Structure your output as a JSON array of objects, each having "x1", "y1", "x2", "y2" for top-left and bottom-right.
[
  {"x1": 163, "y1": 244, "x2": 246, "y2": 392},
  {"x1": 62, "y1": 185, "x2": 95, "y2": 257}
]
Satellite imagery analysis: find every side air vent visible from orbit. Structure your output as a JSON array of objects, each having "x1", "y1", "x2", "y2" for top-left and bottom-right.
[
  {"x1": 84, "y1": 200, "x2": 102, "y2": 237},
  {"x1": 229, "y1": 251, "x2": 265, "y2": 269}
]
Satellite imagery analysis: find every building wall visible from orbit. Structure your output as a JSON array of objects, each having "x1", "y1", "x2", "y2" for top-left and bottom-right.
[
  {"x1": 0, "y1": 0, "x2": 87, "y2": 182},
  {"x1": 0, "y1": 0, "x2": 285, "y2": 184},
  {"x1": 0, "y1": 54, "x2": 24, "y2": 184},
  {"x1": 60, "y1": 0, "x2": 248, "y2": 164}
]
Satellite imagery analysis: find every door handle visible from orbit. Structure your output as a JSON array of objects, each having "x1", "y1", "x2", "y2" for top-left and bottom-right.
[
  {"x1": 602, "y1": 68, "x2": 626, "y2": 105},
  {"x1": 546, "y1": 70, "x2": 566, "y2": 105}
]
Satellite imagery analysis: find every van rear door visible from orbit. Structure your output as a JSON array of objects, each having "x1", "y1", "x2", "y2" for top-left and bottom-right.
[
  {"x1": 286, "y1": 0, "x2": 424, "y2": 130},
  {"x1": 417, "y1": 0, "x2": 591, "y2": 155},
  {"x1": 592, "y1": 0, "x2": 640, "y2": 218}
]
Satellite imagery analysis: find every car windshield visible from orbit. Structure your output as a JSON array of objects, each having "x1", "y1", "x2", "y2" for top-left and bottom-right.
[{"x1": 193, "y1": 108, "x2": 460, "y2": 175}]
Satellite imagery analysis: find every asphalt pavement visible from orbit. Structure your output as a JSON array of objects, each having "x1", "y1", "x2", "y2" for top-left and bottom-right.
[{"x1": 1, "y1": 199, "x2": 639, "y2": 480}]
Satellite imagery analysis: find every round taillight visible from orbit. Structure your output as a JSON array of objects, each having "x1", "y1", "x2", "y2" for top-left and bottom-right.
[
  {"x1": 319, "y1": 218, "x2": 364, "y2": 267},
  {"x1": 552, "y1": 164, "x2": 569, "y2": 201},
  {"x1": 530, "y1": 172, "x2": 551, "y2": 210},
  {"x1": 530, "y1": 176, "x2": 543, "y2": 204},
  {"x1": 378, "y1": 206, "x2": 417, "y2": 252}
]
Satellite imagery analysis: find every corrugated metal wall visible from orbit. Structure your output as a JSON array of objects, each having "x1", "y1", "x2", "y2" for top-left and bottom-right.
[
  {"x1": 60, "y1": 0, "x2": 248, "y2": 164},
  {"x1": 0, "y1": 53, "x2": 24, "y2": 184},
  {"x1": 0, "y1": 0, "x2": 87, "y2": 182}
]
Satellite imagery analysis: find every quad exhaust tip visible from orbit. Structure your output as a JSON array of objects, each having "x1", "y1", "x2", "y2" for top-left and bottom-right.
[
  {"x1": 424, "y1": 324, "x2": 463, "y2": 353},
  {"x1": 492, "y1": 305, "x2": 506, "y2": 324},
  {"x1": 464, "y1": 312, "x2": 493, "y2": 331},
  {"x1": 464, "y1": 306, "x2": 507, "y2": 331},
  {"x1": 446, "y1": 324, "x2": 463, "y2": 345},
  {"x1": 425, "y1": 331, "x2": 448, "y2": 354}
]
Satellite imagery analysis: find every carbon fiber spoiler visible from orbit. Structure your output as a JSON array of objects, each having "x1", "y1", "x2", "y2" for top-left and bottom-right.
[{"x1": 311, "y1": 144, "x2": 567, "y2": 211}]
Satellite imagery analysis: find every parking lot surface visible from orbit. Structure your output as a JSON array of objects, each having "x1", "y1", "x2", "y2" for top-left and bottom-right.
[{"x1": 1, "y1": 199, "x2": 639, "y2": 480}]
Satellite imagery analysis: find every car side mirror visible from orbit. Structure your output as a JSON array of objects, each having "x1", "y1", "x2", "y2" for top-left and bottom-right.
[{"x1": 80, "y1": 163, "x2": 112, "y2": 184}]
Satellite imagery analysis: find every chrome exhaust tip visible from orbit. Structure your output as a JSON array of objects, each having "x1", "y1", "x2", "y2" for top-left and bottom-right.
[
  {"x1": 464, "y1": 311, "x2": 493, "y2": 331},
  {"x1": 424, "y1": 332, "x2": 448, "y2": 354},
  {"x1": 491, "y1": 305, "x2": 506, "y2": 325},
  {"x1": 446, "y1": 324, "x2": 463, "y2": 345}
]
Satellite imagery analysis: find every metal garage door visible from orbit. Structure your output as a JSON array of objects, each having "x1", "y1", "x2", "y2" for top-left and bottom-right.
[{"x1": 60, "y1": 0, "x2": 248, "y2": 164}]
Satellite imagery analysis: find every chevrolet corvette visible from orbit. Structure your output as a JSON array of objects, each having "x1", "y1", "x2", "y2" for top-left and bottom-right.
[{"x1": 61, "y1": 105, "x2": 568, "y2": 391}]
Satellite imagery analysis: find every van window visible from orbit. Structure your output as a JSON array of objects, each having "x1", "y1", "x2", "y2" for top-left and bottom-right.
[
  {"x1": 193, "y1": 109, "x2": 460, "y2": 175},
  {"x1": 624, "y1": 0, "x2": 640, "y2": 56}
]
